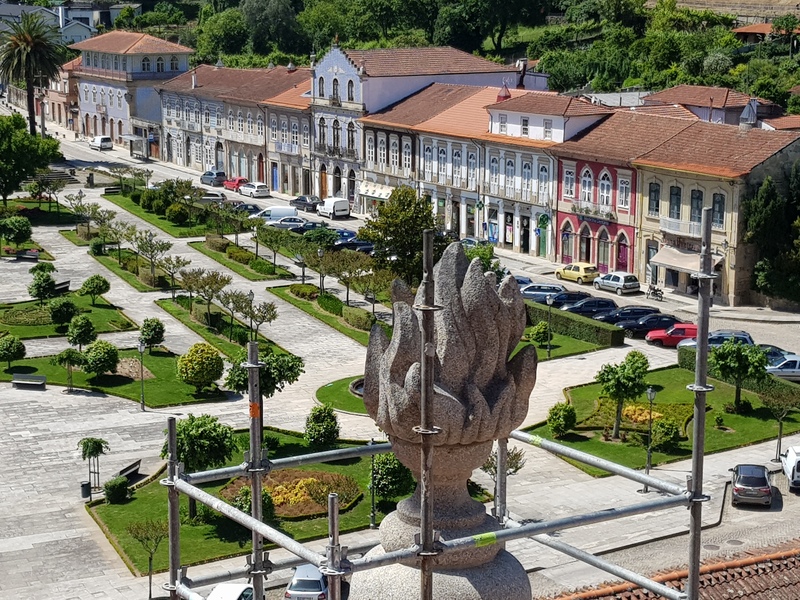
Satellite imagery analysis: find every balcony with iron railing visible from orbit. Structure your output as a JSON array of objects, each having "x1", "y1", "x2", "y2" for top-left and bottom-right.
[
  {"x1": 275, "y1": 141, "x2": 299, "y2": 154},
  {"x1": 660, "y1": 216, "x2": 701, "y2": 237}
]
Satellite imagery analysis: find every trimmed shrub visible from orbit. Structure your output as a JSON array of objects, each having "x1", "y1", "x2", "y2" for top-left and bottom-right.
[
  {"x1": 89, "y1": 238, "x2": 105, "y2": 256},
  {"x1": 547, "y1": 401, "x2": 577, "y2": 438},
  {"x1": 304, "y1": 404, "x2": 340, "y2": 448},
  {"x1": 151, "y1": 197, "x2": 168, "y2": 215},
  {"x1": 121, "y1": 256, "x2": 139, "y2": 274},
  {"x1": 177, "y1": 342, "x2": 224, "y2": 393},
  {"x1": 103, "y1": 476, "x2": 129, "y2": 504},
  {"x1": 249, "y1": 258, "x2": 275, "y2": 275},
  {"x1": 342, "y1": 305, "x2": 376, "y2": 330},
  {"x1": 290, "y1": 283, "x2": 319, "y2": 300},
  {"x1": 205, "y1": 234, "x2": 231, "y2": 252},
  {"x1": 48, "y1": 297, "x2": 79, "y2": 327},
  {"x1": 226, "y1": 245, "x2": 254, "y2": 265},
  {"x1": 529, "y1": 321, "x2": 552, "y2": 347},
  {"x1": 263, "y1": 433, "x2": 281, "y2": 452},
  {"x1": 231, "y1": 486, "x2": 276, "y2": 523},
  {"x1": 84, "y1": 339, "x2": 119, "y2": 376},
  {"x1": 525, "y1": 302, "x2": 624, "y2": 347},
  {"x1": 372, "y1": 453, "x2": 415, "y2": 499},
  {"x1": 166, "y1": 203, "x2": 189, "y2": 225},
  {"x1": 318, "y1": 292, "x2": 343, "y2": 316},
  {"x1": 651, "y1": 419, "x2": 682, "y2": 452},
  {"x1": 139, "y1": 190, "x2": 157, "y2": 211},
  {"x1": 130, "y1": 190, "x2": 142, "y2": 205}
]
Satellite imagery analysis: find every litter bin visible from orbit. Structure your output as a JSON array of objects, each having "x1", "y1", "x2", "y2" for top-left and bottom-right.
[
  {"x1": 69, "y1": 168, "x2": 76, "y2": 176},
  {"x1": 80, "y1": 481, "x2": 91, "y2": 499}
]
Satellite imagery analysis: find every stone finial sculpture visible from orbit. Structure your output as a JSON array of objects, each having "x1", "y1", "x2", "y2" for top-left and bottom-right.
[{"x1": 350, "y1": 242, "x2": 538, "y2": 600}]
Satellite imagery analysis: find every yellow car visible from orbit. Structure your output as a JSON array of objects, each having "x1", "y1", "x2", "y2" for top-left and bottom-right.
[{"x1": 555, "y1": 262, "x2": 600, "y2": 285}]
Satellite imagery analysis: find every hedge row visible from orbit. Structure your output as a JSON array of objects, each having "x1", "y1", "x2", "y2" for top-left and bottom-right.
[
  {"x1": 524, "y1": 301, "x2": 625, "y2": 347},
  {"x1": 678, "y1": 347, "x2": 800, "y2": 397},
  {"x1": 343, "y1": 305, "x2": 376, "y2": 330}
]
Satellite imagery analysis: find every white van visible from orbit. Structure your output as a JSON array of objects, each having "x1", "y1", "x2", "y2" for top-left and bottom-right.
[
  {"x1": 254, "y1": 205, "x2": 298, "y2": 224},
  {"x1": 89, "y1": 136, "x2": 113, "y2": 150},
  {"x1": 318, "y1": 197, "x2": 350, "y2": 219},
  {"x1": 781, "y1": 446, "x2": 800, "y2": 491}
]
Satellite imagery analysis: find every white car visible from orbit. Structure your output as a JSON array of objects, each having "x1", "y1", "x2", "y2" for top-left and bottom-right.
[
  {"x1": 284, "y1": 564, "x2": 329, "y2": 600},
  {"x1": 239, "y1": 182, "x2": 271, "y2": 198},
  {"x1": 268, "y1": 216, "x2": 308, "y2": 229},
  {"x1": 207, "y1": 583, "x2": 254, "y2": 600}
]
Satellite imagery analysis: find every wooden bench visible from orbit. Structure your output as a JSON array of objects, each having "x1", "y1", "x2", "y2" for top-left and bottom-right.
[
  {"x1": 115, "y1": 459, "x2": 141, "y2": 481},
  {"x1": 15, "y1": 251, "x2": 39, "y2": 262},
  {"x1": 11, "y1": 374, "x2": 46, "y2": 388},
  {"x1": 54, "y1": 280, "x2": 70, "y2": 295}
]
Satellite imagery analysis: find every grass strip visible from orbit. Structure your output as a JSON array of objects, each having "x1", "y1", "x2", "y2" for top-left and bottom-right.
[
  {"x1": 91, "y1": 253, "x2": 159, "y2": 292},
  {"x1": 188, "y1": 241, "x2": 274, "y2": 281},
  {"x1": 59, "y1": 229, "x2": 91, "y2": 246},
  {"x1": 317, "y1": 376, "x2": 366, "y2": 414},
  {"x1": 102, "y1": 193, "x2": 209, "y2": 238}
]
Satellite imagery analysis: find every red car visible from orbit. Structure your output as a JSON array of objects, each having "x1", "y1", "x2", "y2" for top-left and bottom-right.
[
  {"x1": 223, "y1": 176, "x2": 248, "y2": 191},
  {"x1": 645, "y1": 323, "x2": 697, "y2": 347}
]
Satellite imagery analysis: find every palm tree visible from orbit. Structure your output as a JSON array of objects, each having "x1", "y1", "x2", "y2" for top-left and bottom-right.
[{"x1": 0, "y1": 13, "x2": 66, "y2": 136}]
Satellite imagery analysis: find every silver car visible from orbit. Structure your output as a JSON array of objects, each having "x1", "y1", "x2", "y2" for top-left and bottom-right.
[
  {"x1": 766, "y1": 354, "x2": 800, "y2": 382},
  {"x1": 284, "y1": 564, "x2": 329, "y2": 600},
  {"x1": 730, "y1": 464, "x2": 773, "y2": 507},
  {"x1": 676, "y1": 329, "x2": 755, "y2": 349},
  {"x1": 593, "y1": 271, "x2": 640, "y2": 295}
]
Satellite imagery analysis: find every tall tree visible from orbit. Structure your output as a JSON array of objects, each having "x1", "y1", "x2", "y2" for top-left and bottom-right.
[
  {"x1": 743, "y1": 177, "x2": 792, "y2": 260},
  {"x1": 329, "y1": 250, "x2": 373, "y2": 305},
  {"x1": 78, "y1": 274, "x2": 111, "y2": 306},
  {"x1": 195, "y1": 8, "x2": 249, "y2": 62},
  {"x1": 179, "y1": 267, "x2": 207, "y2": 302},
  {"x1": 256, "y1": 225, "x2": 290, "y2": 267},
  {"x1": 67, "y1": 314, "x2": 97, "y2": 351},
  {"x1": 217, "y1": 289, "x2": 248, "y2": 341},
  {"x1": 595, "y1": 350, "x2": 650, "y2": 439},
  {"x1": 0, "y1": 335, "x2": 26, "y2": 369},
  {"x1": 710, "y1": 340, "x2": 767, "y2": 414},
  {"x1": 157, "y1": 254, "x2": 191, "y2": 299},
  {"x1": 126, "y1": 519, "x2": 169, "y2": 600},
  {"x1": 132, "y1": 230, "x2": 172, "y2": 283},
  {"x1": 0, "y1": 13, "x2": 67, "y2": 135},
  {"x1": 50, "y1": 347, "x2": 84, "y2": 392},
  {"x1": 196, "y1": 271, "x2": 232, "y2": 325}
]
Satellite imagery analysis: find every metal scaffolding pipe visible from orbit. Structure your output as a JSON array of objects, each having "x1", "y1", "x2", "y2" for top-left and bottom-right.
[
  {"x1": 166, "y1": 416, "x2": 181, "y2": 600},
  {"x1": 174, "y1": 479, "x2": 325, "y2": 567},
  {"x1": 246, "y1": 341, "x2": 265, "y2": 600},
  {"x1": 495, "y1": 438, "x2": 508, "y2": 524},
  {"x1": 184, "y1": 463, "x2": 249, "y2": 485},
  {"x1": 326, "y1": 493, "x2": 343, "y2": 600},
  {"x1": 349, "y1": 545, "x2": 421, "y2": 572},
  {"x1": 270, "y1": 442, "x2": 392, "y2": 470},
  {"x1": 510, "y1": 430, "x2": 685, "y2": 496},
  {"x1": 532, "y1": 535, "x2": 687, "y2": 600},
  {"x1": 176, "y1": 583, "x2": 206, "y2": 600}
]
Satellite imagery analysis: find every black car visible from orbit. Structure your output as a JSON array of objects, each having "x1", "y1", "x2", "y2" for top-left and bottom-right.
[
  {"x1": 333, "y1": 238, "x2": 374, "y2": 253},
  {"x1": 289, "y1": 221, "x2": 329, "y2": 235},
  {"x1": 561, "y1": 297, "x2": 618, "y2": 317},
  {"x1": 232, "y1": 202, "x2": 263, "y2": 216},
  {"x1": 542, "y1": 291, "x2": 592, "y2": 309},
  {"x1": 290, "y1": 195, "x2": 323, "y2": 212},
  {"x1": 615, "y1": 314, "x2": 683, "y2": 338},
  {"x1": 593, "y1": 305, "x2": 660, "y2": 324}
]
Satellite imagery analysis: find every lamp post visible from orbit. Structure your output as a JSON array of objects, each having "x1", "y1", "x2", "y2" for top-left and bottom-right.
[
  {"x1": 369, "y1": 438, "x2": 377, "y2": 529},
  {"x1": 546, "y1": 294, "x2": 554, "y2": 359},
  {"x1": 317, "y1": 247, "x2": 325, "y2": 292},
  {"x1": 138, "y1": 339, "x2": 146, "y2": 411},
  {"x1": 640, "y1": 386, "x2": 656, "y2": 494},
  {"x1": 247, "y1": 289, "x2": 255, "y2": 341}
]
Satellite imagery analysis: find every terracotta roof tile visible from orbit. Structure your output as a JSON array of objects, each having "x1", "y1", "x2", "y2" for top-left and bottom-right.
[
  {"x1": 634, "y1": 121, "x2": 800, "y2": 178},
  {"x1": 623, "y1": 104, "x2": 698, "y2": 119},
  {"x1": 486, "y1": 92, "x2": 611, "y2": 117},
  {"x1": 762, "y1": 115, "x2": 800, "y2": 130},
  {"x1": 342, "y1": 46, "x2": 515, "y2": 77},
  {"x1": 644, "y1": 84, "x2": 774, "y2": 109},
  {"x1": 60, "y1": 56, "x2": 82, "y2": 71},
  {"x1": 266, "y1": 78, "x2": 311, "y2": 110},
  {"x1": 360, "y1": 83, "x2": 485, "y2": 127},
  {"x1": 157, "y1": 64, "x2": 311, "y2": 105},
  {"x1": 732, "y1": 23, "x2": 774, "y2": 34},
  {"x1": 69, "y1": 30, "x2": 192, "y2": 54}
]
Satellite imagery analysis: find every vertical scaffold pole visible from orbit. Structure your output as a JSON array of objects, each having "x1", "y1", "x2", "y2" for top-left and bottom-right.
[
  {"x1": 246, "y1": 340, "x2": 265, "y2": 599},
  {"x1": 167, "y1": 416, "x2": 180, "y2": 600},
  {"x1": 495, "y1": 438, "x2": 508, "y2": 525}
]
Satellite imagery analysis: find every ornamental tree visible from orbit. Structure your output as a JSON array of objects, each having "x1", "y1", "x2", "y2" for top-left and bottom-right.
[
  {"x1": 304, "y1": 404, "x2": 340, "y2": 448},
  {"x1": 67, "y1": 314, "x2": 97, "y2": 351},
  {"x1": 29, "y1": 261, "x2": 56, "y2": 276},
  {"x1": 157, "y1": 254, "x2": 191, "y2": 299},
  {"x1": 0, "y1": 335, "x2": 26, "y2": 369},
  {"x1": 79, "y1": 274, "x2": 111, "y2": 306},
  {"x1": 225, "y1": 346, "x2": 304, "y2": 400},
  {"x1": 595, "y1": 350, "x2": 650, "y2": 439},
  {"x1": 50, "y1": 347, "x2": 85, "y2": 392},
  {"x1": 710, "y1": 340, "x2": 768, "y2": 414},
  {"x1": 195, "y1": 270, "x2": 232, "y2": 325},
  {"x1": 177, "y1": 343, "x2": 224, "y2": 393},
  {"x1": 83, "y1": 340, "x2": 119, "y2": 377},
  {"x1": 139, "y1": 318, "x2": 165, "y2": 352},
  {"x1": 762, "y1": 386, "x2": 800, "y2": 461},
  {"x1": 48, "y1": 297, "x2": 79, "y2": 328},
  {"x1": 28, "y1": 272, "x2": 56, "y2": 305}
]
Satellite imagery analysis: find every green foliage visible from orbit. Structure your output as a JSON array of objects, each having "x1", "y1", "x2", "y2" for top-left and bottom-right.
[
  {"x1": 83, "y1": 340, "x2": 119, "y2": 376},
  {"x1": 224, "y1": 347, "x2": 304, "y2": 399},
  {"x1": 160, "y1": 413, "x2": 237, "y2": 473},
  {"x1": 529, "y1": 321, "x2": 552, "y2": 347},
  {"x1": 248, "y1": 258, "x2": 275, "y2": 275},
  {"x1": 304, "y1": 404, "x2": 340, "y2": 448},
  {"x1": 28, "y1": 271, "x2": 57, "y2": 304},
  {"x1": 289, "y1": 283, "x2": 320, "y2": 299},
  {"x1": 140, "y1": 317, "x2": 165, "y2": 350},
  {"x1": 464, "y1": 244, "x2": 505, "y2": 281},
  {"x1": 196, "y1": 8, "x2": 249, "y2": 62},
  {"x1": 103, "y1": 476, "x2": 130, "y2": 504},
  {"x1": 231, "y1": 485, "x2": 277, "y2": 522},
  {"x1": 480, "y1": 446, "x2": 527, "y2": 482},
  {"x1": 89, "y1": 237, "x2": 105, "y2": 256},
  {"x1": 226, "y1": 244, "x2": 254, "y2": 264},
  {"x1": 67, "y1": 314, "x2": 97, "y2": 350},
  {"x1": 372, "y1": 453, "x2": 415, "y2": 498},
  {"x1": 166, "y1": 203, "x2": 190, "y2": 225},
  {"x1": 317, "y1": 292, "x2": 343, "y2": 316},
  {"x1": 0, "y1": 334, "x2": 25, "y2": 368},
  {"x1": 710, "y1": 340, "x2": 767, "y2": 414},
  {"x1": 205, "y1": 234, "x2": 231, "y2": 252},
  {"x1": 304, "y1": 227, "x2": 339, "y2": 248},
  {"x1": 48, "y1": 297, "x2": 78, "y2": 326},
  {"x1": 1, "y1": 215, "x2": 32, "y2": 246},
  {"x1": 28, "y1": 261, "x2": 56, "y2": 275},
  {"x1": 547, "y1": 401, "x2": 577, "y2": 438},
  {"x1": 177, "y1": 343, "x2": 224, "y2": 393},
  {"x1": 525, "y1": 302, "x2": 624, "y2": 347},
  {"x1": 651, "y1": 419, "x2": 681, "y2": 452},
  {"x1": 77, "y1": 436, "x2": 109, "y2": 460},
  {"x1": 79, "y1": 274, "x2": 111, "y2": 306},
  {"x1": 342, "y1": 305, "x2": 376, "y2": 330},
  {"x1": 595, "y1": 350, "x2": 650, "y2": 439}
]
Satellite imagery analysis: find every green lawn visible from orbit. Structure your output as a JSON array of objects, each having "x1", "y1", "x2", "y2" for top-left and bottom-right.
[
  {"x1": 0, "y1": 240, "x2": 55, "y2": 261},
  {"x1": 0, "y1": 293, "x2": 135, "y2": 339},
  {"x1": 92, "y1": 250, "x2": 166, "y2": 292},
  {"x1": 188, "y1": 241, "x2": 294, "y2": 281},
  {"x1": 513, "y1": 329, "x2": 601, "y2": 362},
  {"x1": 317, "y1": 376, "x2": 367, "y2": 414},
  {"x1": 102, "y1": 194, "x2": 215, "y2": 238},
  {"x1": 526, "y1": 366, "x2": 800, "y2": 476},
  {"x1": 0, "y1": 348, "x2": 224, "y2": 407},
  {"x1": 9, "y1": 198, "x2": 77, "y2": 226},
  {"x1": 92, "y1": 428, "x2": 490, "y2": 574},
  {"x1": 59, "y1": 229, "x2": 90, "y2": 246}
]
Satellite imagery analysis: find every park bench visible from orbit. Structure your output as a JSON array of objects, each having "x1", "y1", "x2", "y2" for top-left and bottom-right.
[
  {"x1": 54, "y1": 280, "x2": 70, "y2": 295},
  {"x1": 16, "y1": 251, "x2": 39, "y2": 262},
  {"x1": 11, "y1": 374, "x2": 46, "y2": 388},
  {"x1": 104, "y1": 186, "x2": 121, "y2": 194},
  {"x1": 115, "y1": 459, "x2": 142, "y2": 481}
]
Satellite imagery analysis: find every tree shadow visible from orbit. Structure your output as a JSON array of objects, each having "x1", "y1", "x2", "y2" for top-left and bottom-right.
[
  {"x1": 6, "y1": 365, "x2": 38, "y2": 375},
  {"x1": 92, "y1": 373, "x2": 133, "y2": 388}
]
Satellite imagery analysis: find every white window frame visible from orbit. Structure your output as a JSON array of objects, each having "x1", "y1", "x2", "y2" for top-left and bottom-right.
[
  {"x1": 452, "y1": 151, "x2": 462, "y2": 187},
  {"x1": 521, "y1": 117, "x2": 529, "y2": 137},
  {"x1": 438, "y1": 147, "x2": 447, "y2": 183},
  {"x1": 563, "y1": 167, "x2": 575, "y2": 198},
  {"x1": 499, "y1": 114, "x2": 507, "y2": 134},
  {"x1": 467, "y1": 152, "x2": 477, "y2": 190},
  {"x1": 522, "y1": 162, "x2": 532, "y2": 199},
  {"x1": 538, "y1": 164, "x2": 549, "y2": 202},
  {"x1": 599, "y1": 172, "x2": 612, "y2": 206},
  {"x1": 302, "y1": 123, "x2": 309, "y2": 147},
  {"x1": 617, "y1": 177, "x2": 631, "y2": 210},
  {"x1": 504, "y1": 159, "x2": 515, "y2": 197},
  {"x1": 490, "y1": 157, "x2": 500, "y2": 194},
  {"x1": 367, "y1": 136, "x2": 375, "y2": 166},
  {"x1": 543, "y1": 119, "x2": 553, "y2": 140},
  {"x1": 580, "y1": 169, "x2": 593, "y2": 203},
  {"x1": 424, "y1": 146, "x2": 433, "y2": 181},
  {"x1": 402, "y1": 141, "x2": 412, "y2": 175}
]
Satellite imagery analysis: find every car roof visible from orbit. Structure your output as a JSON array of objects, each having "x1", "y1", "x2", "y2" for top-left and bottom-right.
[
  {"x1": 605, "y1": 271, "x2": 635, "y2": 277},
  {"x1": 774, "y1": 354, "x2": 800, "y2": 362},
  {"x1": 710, "y1": 329, "x2": 750, "y2": 335},
  {"x1": 734, "y1": 464, "x2": 768, "y2": 474},
  {"x1": 568, "y1": 262, "x2": 595, "y2": 268},
  {"x1": 293, "y1": 564, "x2": 324, "y2": 579},
  {"x1": 207, "y1": 583, "x2": 251, "y2": 600}
]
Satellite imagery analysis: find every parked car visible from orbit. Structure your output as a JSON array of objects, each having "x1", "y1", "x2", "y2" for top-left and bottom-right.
[
  {"x1": 729, "y1": 464, "x2": 773, "y2": 507},
  {"x1": 555, "y1": 262, "x2": 600, "y2": 285},
  {"x1": 232, "y1": 202, "x2": 263, "y2": 216},
  {"x1": 561, "y1": 297, "x2": 618, "y2": 317},
  {"x1": 254, "y1": 206, "x2": 297, "y2": 222},
  {"x1": 335, "y1": 229, "x2": 356, "y2": 241},
  {"x1": 222, "y1": 176, "x2": 249, "y2": 191},
  {"x1": 200, "y1": 170, "x2": 227, "y2": 186},
  {"x1": 540, "y1": 290, "x2": 591, "y2": 308},
  {"x1": 292, "y1": 221, "x2": 329, "y2": 235},
  {"x1": 88, "y1": 135, "x2": 113, "y2": 150},
  {"x1": 239, "y1": 182, "x2": 270, "y2": 198},
  {"x1": 290, "y1": 195, "x2": 323, "y2": 212},
  {"x1": 284, "y1": 564, "x2": 329, "y2": 600},
  {"x1": 318, "y1": 197, "x2": 350, "y2": 219},
  {"x1": 676, "y1": 329, "x2": 755, "y2": 349},
  {"x1": 593, "y1": 271, "x2": 641, "y2": 295},
  {"x1": 333, "y1": 238, "x2": 374, "y2": 253},
  {"x1": 207, "y1": 583, "x2": 255, "y2": 600},
  {"x1": 759, "y1": 344, "x2": 792, "y2": 366},
  {"x1": 512, "y1": 275, "x2": 534, "y2": 288},
  {"x1": 766, "y1": 354, "x2": 800, "y2": 382},
  {"x1": 593, "y1": 306, "x2": 660, "y2": 324},
  {"x1": 198, "y1": 190, "x2": 227, "y2": 205},
  {"x1": 780, "y1": 446, "x2": 800, "y2": 491},
  {"x1": 269, "y1": 216, "x2": 308, "y2": 230},
  {"x1": 460, "y1": 237, "x2": 490, "y2": 249},
  {"x1": 519, "y1": 283, "x2": 566, "y2": 303},
  {"x1": 616, "y1": 314, "x2": 684, "y2": 339},
  {"x1": 645, "y1": 323, "x2": 698, "y2": 347}
]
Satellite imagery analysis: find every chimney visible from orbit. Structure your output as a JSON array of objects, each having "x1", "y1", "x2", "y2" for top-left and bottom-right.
[
  {"x1": 287, "y1": 61, "x2": 296, "y2": 72},
  {"x1": 515, "y1": 58, "x2": 528, "y2": 89},
  {"x1": 496, "y1": 83, "x2": 511, "y2": 103},
  {"x1": 359, "y1": 59, "x2": 365, "y2": 76},
  {"x1": 739, "y1": 98, "x2": 758, "y2": 132},
  {"x1": 191, "y1": 72, "x2": 197, "y2": 89}
]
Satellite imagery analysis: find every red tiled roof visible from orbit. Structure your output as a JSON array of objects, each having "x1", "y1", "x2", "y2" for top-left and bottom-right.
[
  {"x1": 763, "y1": 115, "x2": 800, "y2": 130},
  {"x1": 732, "y1": 23, "x2": 774, "y2": 34},
  {"x1": 342, "y1": 46, "x2": 515, "y2": 77},
  {"x1": 157, "y1": 64, "x2": 311, "y2": 105},
  {"x1": 60, "y1": 56, "x2": 82, "y2": 71},
  {"x1": 266, "y1": 78, "x2": 311, "y2": 110},
  {"x1": 634, "y1": 121, "x2": 800, "y2": 178},
  {"x1": 644, "y1": 85, "x2": 773, "y2": 109},
  {"x1": 69, "y1": 31, "x2": 192, "y2": 54},
  {"x1": 790, "y1": 84, "x2": 800, "y2": 95},
  {"x1": 623, "y1": 104, "x2": 698, "y2": 119},
  {"x1": 359, "y1": 83, "x2": 484, "y2": 127},
  {"x1": 486, "y1": 92, "x2": 611, "y2": 117}
]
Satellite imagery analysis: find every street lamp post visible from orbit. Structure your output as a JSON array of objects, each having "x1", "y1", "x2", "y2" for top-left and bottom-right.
[
  {"x1": 317, "y1": 247, "x2": 325, "y2": 292},
  {"x1": 640, "y1": 386, "x2": 656, "y2": 494},
  {"x1": 138, "y1": 339, "x2": 146, "y2": 411},
  {"x1": 247, "y1": 290, "x2": 255, "y2": 341},
  {"x1": 546, "y1": 294, "x2": 554, "y2": 359},
  {"x1": 369, "y1": 438, "x2": 377, "y2": 529}
]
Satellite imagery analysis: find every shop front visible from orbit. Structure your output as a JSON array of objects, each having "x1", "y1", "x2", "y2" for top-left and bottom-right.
[
  {"x1": 358, "y1": 180, "x2": 394, "y2": 216},
  {"x1": 557, "y1": 214, "x2": 635, "y2": 272}
]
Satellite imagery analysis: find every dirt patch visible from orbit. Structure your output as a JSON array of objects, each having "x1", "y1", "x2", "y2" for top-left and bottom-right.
[{"x1": 113, "y1": 358, "x2": 155, "y2": 380}]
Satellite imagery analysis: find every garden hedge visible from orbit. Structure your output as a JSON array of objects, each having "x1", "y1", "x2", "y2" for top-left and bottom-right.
[
  {"x1": 678, "y1": 347, "x2": 800, "y2": 397},
  {"x1": 524, "y1": 301, "x2": 624, "y2": 347}
]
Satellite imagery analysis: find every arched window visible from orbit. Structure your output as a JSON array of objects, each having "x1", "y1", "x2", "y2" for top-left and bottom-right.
[
  {"x1": 257, "y1": 116, "x2": 264, "y2": 137},
  {"x1": 318, "y1": 77, "x2": 325, "y2": 97},
  {"x1": 204, "y1": 109, "x2": 210, "y2": 125},
  {"x1": 347, "y1": 122, "x2": 355, "y2": 149},
  {"x1": 247, "y1": 113, "x2": 254, "y2": 134},
  {"x1": 490, "y1": 158, "x2": 500, "y2": 193},
  {"x1": 332, "y1": 78, "x2": 339, "y2": 100},
  {"x1": 712, "y1": 193, "x2": 725, "y2": 229},
  {"x1": 216, "y1": 110, "x2": 222, "y2": 126},
  {"x1": 92, "y1": 87, "x2": 97, "y2": 103},
  {"x1": 538, "y1": 165, "x2": 549, "y2": 202},
  {"x1": 292, "y1": 122, "x2": 299, "y2": 145},
  {"x1": 228, "y1": 111, "x2": 234, "y2": 130},
  {"x1": 318, "y1": 118, "x2": 327, "y2": 145},
  {"x1": 347, "y1": 80, "x2": 354, "y2": 102},
  {"x1": 270, "y1": 118, "x2": 277, "y2": 141},
  {"x1": 438, "y1": 148, "x2": 447, "y2": 183},
  {"x1": 505, "y1": 159, "x2": 515, "y2": 196},
  {"x1": 561, "y1": 222, "x2": 573, "y2": 262},
  {"x1": 366, "y1": 136, "x2": 375, "y2": 164},
  {"x1": 302, "y1": 123, "x2": 309, "y2": 147},
  {"x1": 333, "y1": 119, "x2": 341, "y2": 147},
  {"x1": 390, "y1": 140, "x2": 399, "y2": 171},
  {"x1": 452, "y1": 151, "x2": 462, "y2": 186},
  {"x1": 580, "y1": 169, "x2": 593, "y2": 203},
  {"x1": 194, "y1": 107, "x2": 200, "y2": 123},
  {"x1": 424, "y1": 146, "x2": 433, "y2": 180},
  {"x1": 113, "y1": 56, "x2": 119, "y2": 70},
  {"x1": 378, "y1": 138, "x2": 386, "y2": 165},
  {"x1": 403, "y1": 142, "x2": 412, "y2": 174},
  {"x1": 183, "y1": 103, "x2": 189, "y2": 121},
  {"x1": 170, "y1": 56, "x2": 179, "y2": 71},
  {"x1": 237, "y1": 112, "x2": 244, "y2": 133},
  {"x1": 648, "y1": 182, "x2": 661, "y2": 216},
  {"x1": 521, "y1": 162, "x2": 532, "y2": 199},
  {"x1": 156, "y1": 57, "x2": 165, "y2": 72},
  {"x1": 141, "y1": 57, "x2": 151, "y2": 72},
  {"x1": 467, "y1": 153, "x2": 477, "y2": 189},
  {"x1": 597, "y1": 229, "x2": 610, "y2": 272},
  {"x1": 281, "y1": 120, "x2": 288, "y2": 143},
  {"x1": 599, "y1": 172, "x2": 612, "y2": 206}
]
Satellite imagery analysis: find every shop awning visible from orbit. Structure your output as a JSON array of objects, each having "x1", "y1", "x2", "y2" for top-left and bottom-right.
[
  {"x1": 649, "y1": 246, "x2": 724, "y2": 274},
  {"x1": 120, "y1": 134, "x2": 142, "y2": 141},
  {"x1": 358, "y1": 181, "x2": 394, "y2": 200}
]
